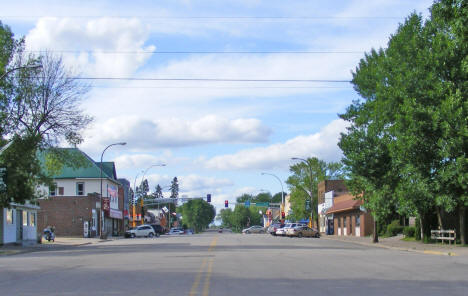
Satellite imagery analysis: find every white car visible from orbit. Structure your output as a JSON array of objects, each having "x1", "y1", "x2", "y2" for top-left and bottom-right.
[
  {"x1": 242, "y1": 225, "x2": 265, "y2": 234},
  {"x1": 275, "y1": 223, "x2": 306, "y2": 236},
  {"x1": 125, "y1": 225, "x2": 156, "y2": 238},
  {"x1": 168, "y1": 228, "x2": 184, "y2": 235}
]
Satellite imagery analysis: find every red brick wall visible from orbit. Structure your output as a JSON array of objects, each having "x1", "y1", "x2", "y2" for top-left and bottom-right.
[
  {"x1": 317, "y1": 180, "x2": 348, "y2": 204},
  {"x1": 38, "y1": 195, "x2": 99, "y2": 237}
]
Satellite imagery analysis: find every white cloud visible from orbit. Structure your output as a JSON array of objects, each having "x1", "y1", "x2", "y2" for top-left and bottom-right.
[
  {"x1": 80, "y1": 115, "x2": 271, "y2": 152},
  {"x1": 202, "y1": 119, "x2": 349, "y2": 170},
  {"x1": 25, "y1": 17, "x2": 155, "y2": 77},
  {"x1": 114, "y1": 154, "x2": 168, "y2": 170}
]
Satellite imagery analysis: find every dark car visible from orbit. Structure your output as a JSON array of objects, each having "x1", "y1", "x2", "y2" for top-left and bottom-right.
[{"x1": 150, "y1": 224, "x2": 165, "y2": 236}]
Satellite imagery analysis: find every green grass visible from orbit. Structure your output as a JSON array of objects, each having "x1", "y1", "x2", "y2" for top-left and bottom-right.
[{"x1": 401, "y1": 237, "x2": 417, "y2": 242}]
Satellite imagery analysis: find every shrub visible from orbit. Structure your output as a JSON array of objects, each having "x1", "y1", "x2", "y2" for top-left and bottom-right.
[
  {"x1": 386, "y1": 220, "x2": 404, "y2": 237},
  {"x1": 403, "y1": 226, "x2": 416, "y2": 238}
]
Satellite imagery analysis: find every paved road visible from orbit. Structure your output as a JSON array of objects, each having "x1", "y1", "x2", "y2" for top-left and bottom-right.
[{"x1": 1, "y1": 232, "x2": 467, "y2": 296}]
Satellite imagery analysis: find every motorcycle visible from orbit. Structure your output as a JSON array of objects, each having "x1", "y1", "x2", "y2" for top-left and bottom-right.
[{"x1": 43, "y1": 227, "x2": 55, "y2": 242}]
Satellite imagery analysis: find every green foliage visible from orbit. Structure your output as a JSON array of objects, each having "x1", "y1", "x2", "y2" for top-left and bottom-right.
[
  {"x1": 219, "y1": 205, "x2": 263, "y2": 232},
  {"x1": 178, "y1": 199, "x2": 215, "y2": 233},
  {"x1": 1, "y1": 21, "x2": 92, "y2": 207},
  {"x1": 339, "y1": 1, "x2": 468, "y2": 242},
  {"x1": 286, "y1": 157, "x2": 344, "y2": 221},
  {"x1": 386, "y1": 220, "x2": 404, "y2": 237},
  {"x1": 403, "y1": 226, "x2": 416, "y2": 238},
  {"x1": 170, "y1": 177, "x2": 179, "y2": 198},
  {"x1": 415, "y1": 218, "x2": 421, "y2": 241}
]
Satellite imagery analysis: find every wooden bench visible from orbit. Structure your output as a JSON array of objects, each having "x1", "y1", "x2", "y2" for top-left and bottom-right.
[{"x1": 431, "y1": 229, "x2": 456, "y2": 245}]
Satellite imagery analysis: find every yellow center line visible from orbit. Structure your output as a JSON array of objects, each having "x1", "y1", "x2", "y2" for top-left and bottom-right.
[
  {"x1": 202, "y1": 258, "x2": 214, "y2": 296},
  {"x1": 189, "y1": 236, "x2": 218, "y2": 296},
  {"x1": 189, "y1": 258, "x2": 208, "y2": 296}
]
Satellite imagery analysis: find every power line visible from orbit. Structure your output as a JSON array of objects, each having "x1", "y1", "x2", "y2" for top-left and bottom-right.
[
  {"x1": 1, "y1": 15, "x2": 405, "y2": 21},
  {"x1": 26, "y1": 50, "x2": 365, "y2": 55},
  {"x1": 69, "y1": 77, "x2": 351, "y2": 82},
  {"x1": 91, "y1": 85, "x2": 352, "y2": 89}
]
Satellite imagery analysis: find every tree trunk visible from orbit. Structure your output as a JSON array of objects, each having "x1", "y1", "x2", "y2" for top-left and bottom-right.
[
  {"x1": 460, "y1": 205, "x2": 466, "y2": 245},
  {"x1": 372, "y1": 219, "x2": 379, "y2": 243},
  {"x1": 420, "y1": 216, "x2": 424, "y2": 241},
  {"x1": 436, "y1": 206, "x2": 444, "y2": 230}
]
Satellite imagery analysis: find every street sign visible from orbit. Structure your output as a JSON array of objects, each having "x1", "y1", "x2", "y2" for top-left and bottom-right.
[
  {"x1": 244, "y1": 200, "x2": 250, "y2": 208},
  {"x1": 255, "y1": 202, "x2": 269, "y2": 207}
]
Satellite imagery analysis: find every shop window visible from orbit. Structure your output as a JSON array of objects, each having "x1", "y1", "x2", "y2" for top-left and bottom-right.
[
  {"x1": 30, "y1": 212, "x2": 36, "y2": 226},
  {"x1": 6, "y1": 209, "x2": 14, "y2": 224},
  {"x1": 58, "y1": 187, "x2": 64, "y2": 195},
  {"x1": 343, "y1": 217, "x2": 347, "y2": 228},
  {"x1": 76, "y1": 182, "x2": 85, "y2": 196},
  {"x1": 49, "y1": 183, "x2": 57, "y2": 196},
  {"x1": 356, "y1": 215, "x2": 361, "y2": 226},
  {"x1": 337, "y1": 217, "x2": 341, "y2": 227},
  {"x1": 23, "y1": 211, "x2": 28, "y2": 226}
]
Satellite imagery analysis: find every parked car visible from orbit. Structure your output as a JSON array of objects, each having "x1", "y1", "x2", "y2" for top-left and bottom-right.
[
  {"x1": 267, "y1": 222, "x2": 284, "y2": 236},
  {"x1": 149, "y1": 224, "x2": 165, "y2": 236},
  {"x1": 276, "y1": 223, "x2": 306, "y2": 236},
  {"x1": 242, "y1": 225, "x2": 265, "y2": 234},
  {"x1": 286, "y1": 225, "x2": 320, "y2": 238},
  {"x1": 168, "y1": 228, "x2": 184, "y2": 235},
  {"x1": 185, "y1": 229, "x2": 194, "y2": 235},
  {"x1": 125, "y1": 225, "x2": 156, "y2": 238}
]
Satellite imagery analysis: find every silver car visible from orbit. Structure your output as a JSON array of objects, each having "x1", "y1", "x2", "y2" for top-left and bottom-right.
[
  {"x1": 125, "y1": 225, "x2": 156, "y2": 238},
  {"x1": 242, "y1": 225, "x2": 265, "y2": 234},
  {"x1": 276, "y1": 223, "x2": 306, "y2": 236}
]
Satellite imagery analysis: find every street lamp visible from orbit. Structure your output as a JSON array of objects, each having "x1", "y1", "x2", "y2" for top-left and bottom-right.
[
  {"x1": 261, "y1": 172, "x2": 284, "y2": 221},
  {"x1": 291, "y1": 157, "x2": 316, "y2": 228},
  {"x1": 99, "y1": 142, "x2": 126, "y2": 239},
  {"x1": 136, "y1": 163, "x2": 166, "y2": 226}
]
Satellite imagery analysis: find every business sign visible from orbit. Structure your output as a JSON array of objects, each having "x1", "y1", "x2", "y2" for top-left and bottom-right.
[
  {"x1": 107, "y1": 185, "x2": 118, "y2": 210},
  {"x1": 110, "y1": 209, "x2": 123, "y2": 219},
  {"x1": 102, "y1": 198, "x2": 110, "y2": 213}
]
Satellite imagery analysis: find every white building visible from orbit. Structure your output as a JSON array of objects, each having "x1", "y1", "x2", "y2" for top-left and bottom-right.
[{"x1": 0, "y1": 202, "x2": 40, "y2": 245}]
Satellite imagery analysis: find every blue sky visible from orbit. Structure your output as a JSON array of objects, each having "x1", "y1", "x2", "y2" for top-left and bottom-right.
[{"x1": 2, "y1": 0, "x2": 434, "y2": 212}]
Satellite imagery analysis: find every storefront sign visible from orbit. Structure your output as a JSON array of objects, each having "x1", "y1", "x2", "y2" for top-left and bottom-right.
[
  {"x1": 108, "y1": 185, "x2": 119, "y2": 210},
  {"x1": 110, "y1": 209, "x2": 123, "y2": 219},
  {"x1": 102, "y1": 198, "x2": 110, "y2": 213}
]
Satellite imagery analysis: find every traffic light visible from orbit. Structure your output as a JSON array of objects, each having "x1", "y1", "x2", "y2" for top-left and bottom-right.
[
  {"x1": 225, "y1": 200, "x2": 228, "y2": 208},
  {"x1": 207, "y1": 194, "x2": 211, "y2": 203}
]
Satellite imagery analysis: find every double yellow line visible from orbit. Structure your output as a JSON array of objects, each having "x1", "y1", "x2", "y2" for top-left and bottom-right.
[{"x1": 189, "y1": 237, "x2": 217, "y2": 296}]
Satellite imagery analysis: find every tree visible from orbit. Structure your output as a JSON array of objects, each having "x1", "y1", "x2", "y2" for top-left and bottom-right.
[
  {"x1": 0, "y1": 22, "x2": 92, "y2": 207},
  {"x1": 170, "y1": 177, "x2": 179, "y2": 199},
  {"x1": 153, "y1": 184, "x2": 163, "y2": 198},
  {"x1": 178, "y1": 199, "x2": 215, "y2": 233},
  {"x1": 286, "y1": 157, "x2": 343, "y2": 227},
  {"x1": 339, "y1": 0, "x2": 467, "y2": 243}
]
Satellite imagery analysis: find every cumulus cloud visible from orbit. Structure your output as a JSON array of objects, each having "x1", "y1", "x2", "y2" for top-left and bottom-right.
[
  {"x1": 114, "y1": 154, "x2": 169, "y2": 170},
  {"x1": 26, "y1": 17, "x2": 155, "y2": 77},
  {"x1": 80, "y1": 115, "x2": 271, "y2": 152},
  {"x1": 202, "y1": 119, "x2": 349, "y2": 170}
]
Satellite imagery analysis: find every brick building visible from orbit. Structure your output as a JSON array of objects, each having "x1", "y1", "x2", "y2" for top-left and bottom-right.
[
  {"x1": 317, "y1": 180, "x2": 349, "y2": 233},
  {"x1": 37, "y1": 148, "x2": 127, "y2": 237},
  {"x1": 326, "y1": 194, "x2": 374, "y2": 237}
]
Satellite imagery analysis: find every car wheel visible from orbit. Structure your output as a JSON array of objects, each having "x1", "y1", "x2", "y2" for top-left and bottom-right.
[
  {"x1": 259, "y1": 230, "x2": 264, "y2": 234},
  {"x1": 315, "y1": 233, "x2": 320, "y2": 238},
  {"x1": 245, "y1": 230, "x2": 250, "y2": 234},
  {"x1": 131, "y1": 233, "x2": 136, "y2": 238},
  {"x1": 148, "y1": 232, "x2": 154, "y2": 238},
  {"x1": 155, "y1": 233, "x2": 160, "y2": 237},
  {"x1": 297, "y1": 232, "x2": 303, "y2": 238}
]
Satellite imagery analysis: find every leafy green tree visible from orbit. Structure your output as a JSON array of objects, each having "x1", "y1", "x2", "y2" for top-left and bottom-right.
[
  {"x1": 339, "y1": 0, "x2": 467, "y2": 243},
  {"x1": 286, "y1": 157, "x2": 343, "y2": 226},
  {"x1": 219, "y1": 208, "x2": 233, "y2": 228},
  {"x1": 178, "y1": 199, "x2": 215, "y2": 233},
  {"x1": 0, "y1": 21, "x2": 92, "y2": 207}
]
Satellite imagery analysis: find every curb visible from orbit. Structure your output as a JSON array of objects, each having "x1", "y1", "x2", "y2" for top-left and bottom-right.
[{"x1": 321, "y1": 236, "x2": 458, "y2": 256}]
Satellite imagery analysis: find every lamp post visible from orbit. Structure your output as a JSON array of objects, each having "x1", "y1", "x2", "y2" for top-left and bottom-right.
[
  {"x1": 291, "y1": 157, "x2": 316, "y2": 229},
  {"x1": 99, "y1": 142, "x2": 126, "y2": 239},
  {"x1": 138, "y1": 163, "x2": 166, "y2": 225},
  {"x1": 261, "y1": 172, "x2": 284, "y2": 222}
]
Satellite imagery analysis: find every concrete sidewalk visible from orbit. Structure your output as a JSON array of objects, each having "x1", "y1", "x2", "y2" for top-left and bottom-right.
[
  {"x1": 322, "y1": 234, "x2": 468, "y2": 256},
  {"x1": 0, "y1": 236, "x2": 121, "y2": 256}
]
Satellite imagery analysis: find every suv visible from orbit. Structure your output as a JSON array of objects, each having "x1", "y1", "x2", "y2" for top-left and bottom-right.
[
  {"x1": 125, "y1": 225, "x2": 156, "y2": 238},
  {"x1": 150, "y1": 224, "x2": 165, "y2": 236}
]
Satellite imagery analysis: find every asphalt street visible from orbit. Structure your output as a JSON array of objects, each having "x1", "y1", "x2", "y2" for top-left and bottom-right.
[{"x1": 1, "y1": 231, "x2": 467, "y2": 296}]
